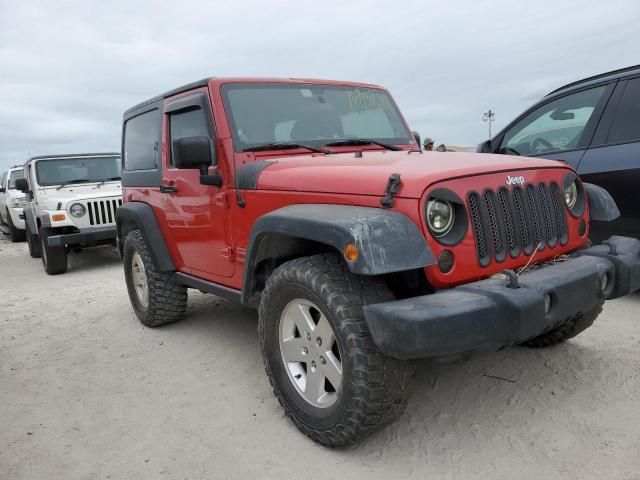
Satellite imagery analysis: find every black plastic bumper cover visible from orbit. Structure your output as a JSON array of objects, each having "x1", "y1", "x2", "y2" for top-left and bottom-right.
[
  {"x1": 363, "y1": 236, "x2": 640, "y2": 360},
  {"x1": 47, "y1": 227, "x2": 117, "y2": 247}
]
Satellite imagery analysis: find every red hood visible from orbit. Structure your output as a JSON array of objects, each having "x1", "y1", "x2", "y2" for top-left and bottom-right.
[{"x1": 254, "y1": 150, "x2": 572, "y2": 198}]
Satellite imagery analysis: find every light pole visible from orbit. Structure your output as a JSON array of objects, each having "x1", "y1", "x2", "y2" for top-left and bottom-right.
[{"x1": 483, "y1": 109, "x2": 496, "y2": 139}]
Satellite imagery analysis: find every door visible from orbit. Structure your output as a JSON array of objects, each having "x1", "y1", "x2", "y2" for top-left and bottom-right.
[
  {"x1": 161, "y1": 91, "x2": 235, "y2": 280},
  {"x1": 496, "y1": 84, "x2": 613, "y2": 169},
  {"x1": 0, "y1": 171, "x2": 7, "y2": 223},
  {"x1": 577, "y1": 77, "x2": 640, "y2": 241}
]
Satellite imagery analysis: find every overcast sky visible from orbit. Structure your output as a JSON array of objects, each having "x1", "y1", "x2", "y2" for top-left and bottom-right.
[{"x1": 0, "y1": 0, "x2": 638, "y2": 170}]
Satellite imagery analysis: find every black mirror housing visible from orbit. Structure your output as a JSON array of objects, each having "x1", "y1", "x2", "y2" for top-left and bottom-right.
[
  {"x1": 14, "y1": 178, "x2": 29, "y2": 192},
  {"x1": 173, "y1": 136, "x2": 213, "y2": 170},
  {"x1": 478, "y1": 140, "x2": 493, "y2": 153},
  {"x1": 0, "y1": 187, "x2": 5, "y2": 193}
]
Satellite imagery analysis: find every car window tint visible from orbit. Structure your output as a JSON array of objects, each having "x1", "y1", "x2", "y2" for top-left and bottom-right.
[
  {"x1": 501, "y1": 86, "x2": 606, "y2": 156},
  {"x1": 124, "y1": 109, "x2": 161, "y2": 171},
  {"x1": 169, "y1": 107, "x2": 209, "y2": 165},
  {"x1": 607, "y1": 78, "x2": 640, "y2": 144}
]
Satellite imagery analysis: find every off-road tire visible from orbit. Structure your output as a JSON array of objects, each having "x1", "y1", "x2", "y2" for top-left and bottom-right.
[
  {"x1": 7, "y1": 209, "x2": 26, "y2": 242},
  {"x1": 26, "y1": 225, "x2": 41, "y2": 258},
  {"x1": 520, "y1": 304, "x2": 603, "y2": 348},
  {"x1": 123, "y1": 229, "x2": 187, "y2": 327},
  {"x1": 258, "y1": 253, "x2": 415, "y2": 447},
  {"x1": 39, "y1": 227, "x2": 67, "y2": 275}
]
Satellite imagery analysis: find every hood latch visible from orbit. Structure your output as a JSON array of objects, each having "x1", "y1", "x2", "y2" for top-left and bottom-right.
[{"x1": 380, "y1": 173, "x2": 401, "y2": 208}]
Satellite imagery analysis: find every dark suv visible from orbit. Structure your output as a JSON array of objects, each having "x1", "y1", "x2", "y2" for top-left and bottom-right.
[{"x1": 480, "y1": 65, "x2": 640, "y2": 243}]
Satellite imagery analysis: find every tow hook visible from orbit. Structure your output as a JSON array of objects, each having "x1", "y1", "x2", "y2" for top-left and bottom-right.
[
  {"x1": 380, "y1": 173, "x2": 401, "y2": 208},
  {"x1": 502, "y1": 269, "x2": 520, "y2": 289}
]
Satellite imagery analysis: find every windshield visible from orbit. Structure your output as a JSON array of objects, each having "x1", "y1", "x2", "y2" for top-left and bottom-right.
[
  {"x1": 221, "y1": 83, "x2": 414, "y2": 151},
  {"x1": 35, "y1": 156, "x2": 121, "y2": 187},
  {"x1": 8, "y1": 170, "x2": 24, "y2": 189}
]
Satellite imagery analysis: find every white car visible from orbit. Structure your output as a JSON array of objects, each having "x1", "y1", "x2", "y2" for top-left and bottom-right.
[
  {"x1": 0, "y1": 166, "x2": 28, "y2": 242},
  {"x1": 16, "y1": 153, "x2": 123, "y2": 274}
]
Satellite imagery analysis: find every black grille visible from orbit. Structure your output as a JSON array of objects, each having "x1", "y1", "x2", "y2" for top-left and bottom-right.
[
  {"x1": 87, "y1": 199, "x2": 123, "y2": 226},
  {"x1": 467, "y1": 182, "x2": 568, "y2": 266}
]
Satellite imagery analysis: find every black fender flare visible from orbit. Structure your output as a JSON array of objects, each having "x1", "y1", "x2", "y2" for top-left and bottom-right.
[
  {"x1": 23, "y1": 207, "x2": 38, "y2": 234},
  {"x1": 584, "y1": 183, "x2": 620, "y2": 222},
  {"x1": 115, "y1": 202, "x2": 175, "y2": 271},
  {"x1": 242, "y1": 204, "x2": 435, "y2": 303}
]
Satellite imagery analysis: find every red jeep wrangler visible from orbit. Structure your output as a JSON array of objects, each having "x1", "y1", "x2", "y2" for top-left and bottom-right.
[{"x1": 116, "y1": 77, "x2": 640, "y2": 446}]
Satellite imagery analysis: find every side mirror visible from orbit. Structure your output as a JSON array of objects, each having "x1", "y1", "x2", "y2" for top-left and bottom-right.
[
  {"x1": 14, "y1": 178, "x2": 29, "y2": 192},
  {"x1": 478, "y1": 139, "x2": 493, "y2": 153},
  {"x1": 411, "y1": 131, "x2": 421, "y2": 151},
  {"x1": 173, "y1": 136, "x2": 213, "y2": 170},
  {"x1": 172, "y1": 136, "x2": 222, "y2": 188},
  {"x1": 0, "y1": 187, "x2": 5, "y2": 193}
]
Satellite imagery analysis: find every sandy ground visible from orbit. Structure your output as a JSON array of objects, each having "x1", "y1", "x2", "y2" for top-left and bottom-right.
[{"x1": 0, "y1": 233, "x2": 639, "y2": 480}]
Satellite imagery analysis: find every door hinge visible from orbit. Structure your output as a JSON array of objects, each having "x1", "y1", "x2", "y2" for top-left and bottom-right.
[
  {"x1": 221, "y1": 246, "x2": 234, "y2": 261},
  {"x1": 215, "y1": 192, "x2": 229, "y2": 209}
]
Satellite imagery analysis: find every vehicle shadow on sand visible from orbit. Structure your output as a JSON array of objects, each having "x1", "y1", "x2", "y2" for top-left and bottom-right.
[
  {"x1": 64, "y1": 246, "x2": 122, "y2": 273},
  {"x1": 159, "y1": 290, "x2": 640, "y2": 456}
]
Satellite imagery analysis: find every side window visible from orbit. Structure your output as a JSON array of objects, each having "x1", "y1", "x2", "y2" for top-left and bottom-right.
[
  {"x1": 169, "y1": 107, "x2": 211, "y2": 165},
  {"x1": 501, "y1": 86, "x2": 606, "y2": 156},
  {"x1": 606, "y1": 78, "x2": 640, "y2": 144},
  {"x1": 123, "y1": 109, "x2": 161, "y2": 171},
  {"x1": 1, "y1": 172, "x2": 7, "y2": 189}
]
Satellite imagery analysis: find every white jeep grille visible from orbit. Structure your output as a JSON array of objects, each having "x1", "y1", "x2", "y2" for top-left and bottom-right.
[{"x1": 86, "y1": 198, "x2": 123, "y2": 226}]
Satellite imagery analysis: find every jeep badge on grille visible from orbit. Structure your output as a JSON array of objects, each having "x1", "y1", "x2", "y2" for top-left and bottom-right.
[{"x1": 506, "y1": 175, "x2": 525, "y2": 186}]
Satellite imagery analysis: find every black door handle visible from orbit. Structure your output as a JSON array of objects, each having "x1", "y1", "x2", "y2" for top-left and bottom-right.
[{"x1": 160, "y1": 185, "x2": 178, "y2": 193}]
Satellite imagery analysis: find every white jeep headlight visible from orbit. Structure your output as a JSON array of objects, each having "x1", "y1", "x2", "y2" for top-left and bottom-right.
[
  {"x1": 426, "y1": 199, "x2": 455, "y2": 238},
  {"x1": 564, "y1": 181, "x2": 578, "y2": 210},
  {"x1": 69, "y1": 203, "x2": 87, "y2": 218}
]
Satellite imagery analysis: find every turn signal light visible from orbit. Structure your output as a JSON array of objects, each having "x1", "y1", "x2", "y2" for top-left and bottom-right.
[
  {"x1": 343, "y1": 243, "x2": 359, "y2": 261},
  {"x1": 51, "y1": 213, "x2": 66, "y2": 222}
]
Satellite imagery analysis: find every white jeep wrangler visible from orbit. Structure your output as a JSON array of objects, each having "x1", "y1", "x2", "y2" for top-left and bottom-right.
[
  {"x1": 0, "y1": 166, "x2": 28, "y2": 242},
  {"x1": 16, "y1": 153, "x2": 123, "y2": 274}
]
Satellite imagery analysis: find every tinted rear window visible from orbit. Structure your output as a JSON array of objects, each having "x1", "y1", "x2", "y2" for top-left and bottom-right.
[
  {"x1": 123, "y1": 109, "x2": 161, "y2": 171},
  {"x1": 607, "y1": 78, "x2": 640, "y2": 144}
]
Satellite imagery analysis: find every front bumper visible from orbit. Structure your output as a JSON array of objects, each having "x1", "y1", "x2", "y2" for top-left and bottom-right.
[
  {"x1": 47, "y1": 226, "x2": 117, "y2": 247},
  {"x1": 363, "y1": 236, "x2": 640, "y2": 360}
]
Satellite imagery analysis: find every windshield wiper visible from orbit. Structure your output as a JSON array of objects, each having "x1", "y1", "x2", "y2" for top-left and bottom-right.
[
  {"x1": 94, "y1": 176, "x2": 121, "y2": 188},
  {"x1": 324, "y1": 139, "x2": 401, "y2": 151},
  {"x1": 242, "y1": 142, "x2": 330, "y2": 154},
  {"x1": 55, "y1": 179, "x2": 91, "y2": 190}
]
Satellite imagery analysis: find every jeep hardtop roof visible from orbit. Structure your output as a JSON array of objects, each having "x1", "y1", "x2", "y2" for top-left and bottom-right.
[
  {"x1": 546, "y1": 64, "x2": 640, "y2": 97},
  {"x1": 124, "y1": 77, "x2": 385, "y2": 116},
  {"x1": 25, "y1": 152, "x2": 120, "y2": 165}
]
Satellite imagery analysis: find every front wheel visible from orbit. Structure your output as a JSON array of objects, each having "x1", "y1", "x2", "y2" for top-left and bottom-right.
[
  {"x1": 39, "y1": 227, "x2": 67, "y2": 275},
  {"x1": 123, "y1": 229, "x2": 188, "y2": 327},
  {"x1": 259, "y1": 254, "x2": 414, "y2": 447},
  {"x1": 26, "y1": 225, "x2": 41, "y2": 258}
]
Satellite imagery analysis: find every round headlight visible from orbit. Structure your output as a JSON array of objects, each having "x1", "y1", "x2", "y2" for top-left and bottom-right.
[
  {"x1": 426, "y1": 199, "x2": 455, "y2": 237},
  {"x1": 69, "y1": 203, "x2": 86, "y2": 218},
  {"x1": 564, "y1": 181, "x2": 578, "y2": 210}
]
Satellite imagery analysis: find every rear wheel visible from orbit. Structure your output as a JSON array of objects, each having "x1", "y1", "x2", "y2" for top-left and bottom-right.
[
  {"x1": 520, "y1": 304, "x2": 603, "y2": 348},
  {"x1": 39, "y1": 227, "x2": 67, "y2": 275},
  {"x1": 7, "y1": 209, "x2": 25, "y2": 242},
  {"x1": 26, "y1": 225, "x2": 41, "y2": 258},
  {"x1": 123, "y1": 229, "x2": 188, "y2": 327},
  {"x1": 259, "y1": 254, "x2": 415, "y2": 446}
]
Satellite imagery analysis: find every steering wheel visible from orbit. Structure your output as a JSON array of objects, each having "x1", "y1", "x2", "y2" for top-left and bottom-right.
[{"x1": 531, "y1": 137, "x2": 554, "y2": 155}]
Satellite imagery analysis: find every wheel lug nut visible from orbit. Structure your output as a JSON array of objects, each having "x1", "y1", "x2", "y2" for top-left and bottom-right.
[
  {"x1": 319, "y1": 356, "x2": 326, "y2": 365},
  {"x1": 305, "y1": 332, "x2": 311, "y2": 341},
  {"x1": 302, "y1": 347, "x2": 308, "y2": 355},
  {"x1": 316, "y1": 337, "x2": 322, "y2": 346}
]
